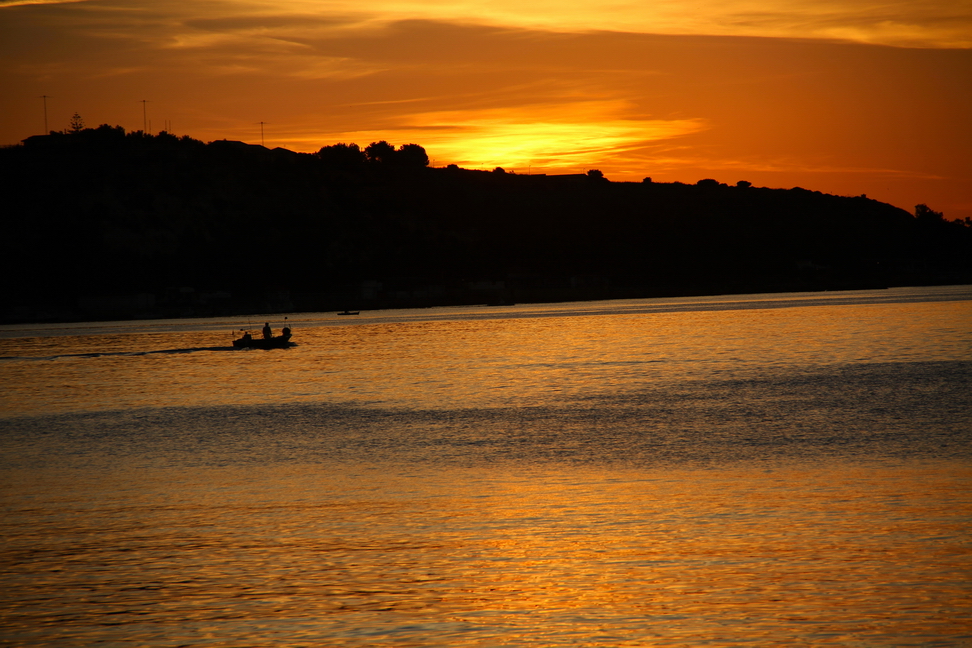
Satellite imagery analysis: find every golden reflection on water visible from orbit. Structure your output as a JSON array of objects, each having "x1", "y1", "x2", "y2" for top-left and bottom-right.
[
  {"x1": 1, "y1": 297, "x2": 970, "y2": 416},
  {"x1": 1, "y1": 291, "x2": 971, "y2": 645},
  {"x1": 2, "y1": 461, "x2": 970, "y2": 646}
]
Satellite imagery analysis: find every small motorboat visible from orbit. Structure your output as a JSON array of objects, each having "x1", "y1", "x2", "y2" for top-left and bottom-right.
[
  {"x1": 338, "y1": 310, "x2": 359, "y2": 316},
  {"x1": 233, "y1": 331, "x2": 293, "y2": 349}
]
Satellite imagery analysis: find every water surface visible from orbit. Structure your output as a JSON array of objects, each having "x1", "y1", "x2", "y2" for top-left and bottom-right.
[{"x1": 1, "y1": 287, "x2": 971, "y2": 646}]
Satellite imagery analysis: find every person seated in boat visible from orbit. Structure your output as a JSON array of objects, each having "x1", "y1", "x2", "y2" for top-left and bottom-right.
[
  {"x1": 241, "y1": 331, "x2": 252, "y2": 342},
  {"x1": 281, "y1": 326, "x2": 291, "y2": 338},
  {"x1": 262, "y1": 322, "x2": 272, "y2": 339}
]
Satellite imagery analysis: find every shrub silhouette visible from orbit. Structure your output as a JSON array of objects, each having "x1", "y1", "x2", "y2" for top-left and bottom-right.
[
  {"x1": 397, "y1": 143, "x2": 429, "y2": 168},
  {"x1": 365, "y1": 140, "x2": 396, "y2": 164},
  {"x1": 318, "y1": 143, "x2": 365, "y2": 168}
]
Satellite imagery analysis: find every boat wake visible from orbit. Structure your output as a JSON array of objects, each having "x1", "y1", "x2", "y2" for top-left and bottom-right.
[{"x1": 0, "y1": 346, "x2": 239, "y2": 361}]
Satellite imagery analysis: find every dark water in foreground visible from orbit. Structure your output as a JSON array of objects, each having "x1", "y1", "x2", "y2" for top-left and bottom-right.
[{"x1": 1, "y1": 287, "x2": 971, "y2": 646}]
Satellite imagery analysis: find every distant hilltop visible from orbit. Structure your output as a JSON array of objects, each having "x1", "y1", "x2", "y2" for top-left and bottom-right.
[{"x1": 2, "y1": 125, "x2": 970, "y2": 323}]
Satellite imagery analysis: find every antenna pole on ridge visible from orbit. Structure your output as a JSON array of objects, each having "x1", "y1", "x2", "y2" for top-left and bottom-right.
[{"x1": 40, "y1": 95, "x2": 51, "y2": 134}]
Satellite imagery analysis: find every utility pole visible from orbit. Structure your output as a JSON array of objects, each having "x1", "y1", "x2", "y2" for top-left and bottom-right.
[
  {"x1": 140, "y1": 99, "x2": 149, "y2": 133},
  {"x1": 259, "y1": 121, "x2": 267, "y2": 147},
  {"x1": 40, "y1": 95, "x2": 51, "y2": 134}
]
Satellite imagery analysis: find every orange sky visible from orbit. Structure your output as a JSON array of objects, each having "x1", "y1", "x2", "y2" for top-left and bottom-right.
[{"x1": 2, "y1": 0, "x2": 970, "y2": 220}]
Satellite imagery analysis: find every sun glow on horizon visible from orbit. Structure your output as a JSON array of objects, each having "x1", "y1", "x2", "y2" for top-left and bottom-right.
[{"x1": 294, "y1": 104, "x2": 708, "y2": 172}]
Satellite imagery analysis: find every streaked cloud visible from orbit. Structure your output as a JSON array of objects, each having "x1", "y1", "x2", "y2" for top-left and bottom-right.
[
  {"x1": 4, "y1": 0, "x2": 968, "y2": 47},
  {"x1": 0, "y1": 0, "x2": 86, "y2": 6},
  {"x1": 247, "y1": 0, "x2": 972, "y2": 48}
]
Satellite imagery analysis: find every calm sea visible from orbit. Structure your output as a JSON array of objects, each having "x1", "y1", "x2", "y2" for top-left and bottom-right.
[{"x1": 1, "y1": 286, "x2": 971, "y2": 646}]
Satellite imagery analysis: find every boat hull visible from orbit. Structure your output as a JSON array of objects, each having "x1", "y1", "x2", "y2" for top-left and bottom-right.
[{"x1": 232, "y1": 334, "x2": 293, "y2": 349}]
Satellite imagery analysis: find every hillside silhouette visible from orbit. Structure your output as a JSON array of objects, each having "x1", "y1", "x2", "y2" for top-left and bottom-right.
[{"x1": 2, "y1": 125, "x2": 970, "y2": 322}]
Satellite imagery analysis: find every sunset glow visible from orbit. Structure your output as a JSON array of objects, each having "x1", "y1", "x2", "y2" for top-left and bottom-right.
[
  {"x1": 315, "y1": 104, "x2": 709, "y2": 171},
  {"x1": 1, "y1": 0, "x2": 970, "y2": 217}
]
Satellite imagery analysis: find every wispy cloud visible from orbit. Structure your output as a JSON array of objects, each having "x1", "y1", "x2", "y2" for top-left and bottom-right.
[
  {"x1": 8, "y1": 0, "x2": 964, "y2": 48},
  {"x1": 0, "y1": 0, "x2": 88, "y2": 6},
  {"x1": 246, "y1": 0, "x2": 972, "y2": 48}
]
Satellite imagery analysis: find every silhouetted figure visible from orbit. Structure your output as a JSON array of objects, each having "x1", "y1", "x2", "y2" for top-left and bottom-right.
[
  {"x1": 242, "y1": 332, "x2": 252, "y2": 342},
  {"x1": 282, "y1": 326, "x2": 291, "y2": 337},
  {"x1": 262, "y1": 322, "x2": 272, "y2": 339}
]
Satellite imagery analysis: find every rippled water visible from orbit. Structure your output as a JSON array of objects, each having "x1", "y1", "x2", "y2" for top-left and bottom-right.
[{"x1": 1, "y1": 287, "x2": 971, "y2": 646}]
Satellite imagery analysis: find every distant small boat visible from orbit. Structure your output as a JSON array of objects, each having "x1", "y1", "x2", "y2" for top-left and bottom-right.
[
  {"x1": 232, "y1": 332, "x2": 293, "y2": 349},
  {"x1": 338, "y1": 310, "x2": 359, "y2": 315}
]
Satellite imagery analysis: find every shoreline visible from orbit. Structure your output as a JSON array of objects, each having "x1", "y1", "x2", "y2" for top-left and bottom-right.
[{"x1": 3, "y1": 282, "x2": 970, "y2": 331}]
